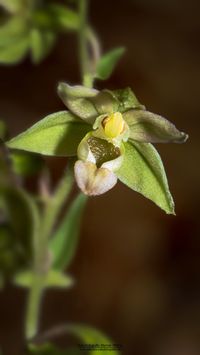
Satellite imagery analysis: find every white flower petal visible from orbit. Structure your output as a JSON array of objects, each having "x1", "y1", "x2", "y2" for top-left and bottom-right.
[{"x1": 74, "y1": 160, "x2": 117, "y2": 196}]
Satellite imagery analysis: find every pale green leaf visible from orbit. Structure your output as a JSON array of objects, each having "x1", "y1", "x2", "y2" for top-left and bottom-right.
[
  {"x1": 0, "y1": 35, "x2": 29, "y2": 64},
  {"x1": 14, "y1": 269, "x2": 74, "y2": 289},
  {"x1": 30, "y1": 28, "x2": 56, "y2": 64},
  {"x1": 58, "y1": 83, "x2": 98, "y2": 123},
  {"x1": 123, "y1": 109, "x2": 188, "y2": 143},
  {"x1": 50, "y1": 193, "x2": 87, "y2": 270},
  {"x1": 7, "y1": 111, "x2": 91, "y2": 156},
  {"x1": 96, "y1": 47, "x2": 125, "y2": 80},
  {"x1": 58, "y1": 82, "x2": 98, "y2": 98},
  {"x1": 117, "y1": 141, "x2": 175, "y2": 214}
]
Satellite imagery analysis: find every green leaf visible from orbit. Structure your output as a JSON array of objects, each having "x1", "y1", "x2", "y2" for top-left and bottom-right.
[
  {"x1": 0, "y1": 35, "x2": 29, "y2": 64},
  {"x1": 27, "y1": 324, "x2": 120, "y2": 355},
  {"x1": 58, "y1": 83, "x2": 98, "y2": 98},
  {"x1": 46, "y1": 3, "x2": 80, "y2": 31},
  {"x1": 50, "y1": 193, "x2": 87, "y2": 270},
  {"x1": 14, "y1": 269, "x2": 74, "y2": 289},
  {"x1": 0, "y1": 0, "x2": 26, "y2": 13},
  {"x1": 6, "y1": 111, "x2": 91, "y2": 156},
  {"x1": 0, "y1": 17, "x2": 28, "y2": 46},
  {"x1": 95, "y1": 47, "x2": 125, "y2": 80},
  {"x1": 66, "y1": 324, "x2": 120, "y2": 355},
  {"x1": 0, "y1": 186, "x2": 40, "y2": 271},
  {"x1": 117, "y1": 141, "x2": 175, "y2": 214},
  {"x1": 123, "y1": 109, "x2": 188, "y2": 143},
  {"x1": 30, "y1": 28, "x2": 56, "y2": 64}
]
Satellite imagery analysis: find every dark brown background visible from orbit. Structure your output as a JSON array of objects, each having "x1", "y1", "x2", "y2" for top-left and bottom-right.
[{"x1": 0, "y1": 0, "x2": 200, "y2": 354}]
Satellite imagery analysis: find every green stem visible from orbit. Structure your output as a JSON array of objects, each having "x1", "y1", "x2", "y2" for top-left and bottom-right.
[
  {"x1": 25, "y1": 163, "x2": 74, "y2": 340},
  {"x1": 79, "y1": 0, "x2": 92, "y2": 87},
  {"x1": 25, "y1": 274, "x2": 45, "y2": 340}
]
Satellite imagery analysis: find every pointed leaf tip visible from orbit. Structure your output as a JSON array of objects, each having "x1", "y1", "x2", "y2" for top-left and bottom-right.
[
  {"x1": 117, "y1": 141, "x2": 175, "y2": 214},
  {"x1": 96, "y1": 47, "x2": 126, "y2": 80}
]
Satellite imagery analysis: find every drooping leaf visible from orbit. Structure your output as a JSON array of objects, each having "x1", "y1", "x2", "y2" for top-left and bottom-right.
[
  {"x1": 58, "y1": 83, "x2": 98, "y2": 98},
  {"x1": 14, "y1": 269, "x2": 74, "y2": 289},
  {"x1": 66, "y1": 324, "x2": 121, "y2": 355},
  {"x1": 7, "y1": 111, "x2": 91, "y2": 156},
  {"x1": 50, "y1": 193, "x2": 87, "y2": 270},
  {"x1": 30, "y1": 28, "x2": 56, "y2": 64},
  {"x1": 57, "y1": 83, "x2": 98, "y2": 123},
  {"x1": 95, "y1": 47, "x2": 125, "y2": 80},
  {"x1": 123, "y1": 109, "x2": 188, "y2": 143},
  {"x1": 117, "y1": 141, "x2": 175, "y2": 214},
  {"x1": 0, "y1": 35, "x2": 29, "y2": 64}
]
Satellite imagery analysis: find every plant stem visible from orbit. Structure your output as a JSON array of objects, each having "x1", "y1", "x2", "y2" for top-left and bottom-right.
[
  {"x1": 79, "y1": 0, "x2": 92, "y2": 87},
  {"x1": 25, "y1": 163, "x2": 74, "y2": 340},
  {"x1": 25, "y1": 274, "x2": 45, "y2": 340}
]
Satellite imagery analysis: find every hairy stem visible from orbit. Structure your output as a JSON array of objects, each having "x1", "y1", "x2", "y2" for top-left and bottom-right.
[
  {"x1": 25, "y1": 163, "x2": 74, "y2": 340},
  {"x1": 78, "y1": 0, "x2": 92, "y2": 87}
]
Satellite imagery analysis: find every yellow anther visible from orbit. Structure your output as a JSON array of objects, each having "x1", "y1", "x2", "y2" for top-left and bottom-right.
[{"x1": 103, "y1": 112, "x2": 124, "y2": 138}]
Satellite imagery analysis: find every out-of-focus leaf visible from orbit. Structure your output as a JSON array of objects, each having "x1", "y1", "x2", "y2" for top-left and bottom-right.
[
  {"x1": 28, "y1": 324, "x2": 120, "y2": 355},
  {"x1": 7, "y1": 111, "x2": 91, "y2": 156},
  {"x1": 0, "y1": 35, "x2": 29, "y2": 64},
  {"x1": 0, "y1": 273, "x2": 4, "y2": 289},
  {"x1": 30, "y1": 28, "x2": 56, "y2": 64},
  {"x1": 117, "y1": 141, "x2": 175, "y2": 214},
  {"x1": 66, "y1": 324, "x2": 120, "y2": 355},
  {"x1": 0, "y1": 17, "x2": 28, "y2": 46},
  {"x1": 47, "y1": 3, "x2": 80, "y2": 31},
  {"x1": 0, "y1": 186, "x2": 40, "y2": 261},
  {"x1": 0, "y1": 120, "x2": 7, "y2": 140},
  {"x1": 14, "y1": 269, "x2": 74, "y2": 289},
  {"x1": 10, "y1": 151, "x2": 44, "y2": 177},
  {"x1": 95, "y1": 47, "x2": 125, "y2": 80},
  {"x1": 27, "y1": 343, "x2": 70, "y2": 355},
  {"x1": 123, "y1": 109, "x2": 188, "y2": 143},
  {"x1": 0, "y1": 0, "x2": 27, "y2": 14},
  {"x1": 50, "y1": 193, "x2": 87, "y2": 270}
]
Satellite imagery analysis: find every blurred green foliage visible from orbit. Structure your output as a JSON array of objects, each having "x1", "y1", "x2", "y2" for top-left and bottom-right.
[{"x1": 0, "y1": 0, "x2": 80, "y2": 64}]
